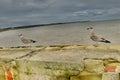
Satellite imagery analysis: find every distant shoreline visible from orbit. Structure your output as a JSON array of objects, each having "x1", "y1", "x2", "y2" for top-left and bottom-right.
[
  {"x1": 1, "y1": 19, "x2": 120, "y2": 32},
  {"x1": 0, "y1": 20, "x2": 90, "y2": 32},
  {"x1": 6, "y1": 21, "x2": 91, "y2": 29}
]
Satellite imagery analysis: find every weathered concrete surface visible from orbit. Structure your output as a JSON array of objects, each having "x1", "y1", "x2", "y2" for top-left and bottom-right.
[
  {"x1": 0, "y1": 19, "x2": 120, "y2": 47},
  {"x1": 0, "y1": 45, "x2": 120, "y2": 80}
]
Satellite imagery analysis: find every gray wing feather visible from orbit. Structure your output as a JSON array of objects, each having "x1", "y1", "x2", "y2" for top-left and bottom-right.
[{"x1": 90, "y1": 35, "x2": 100, "y2": 42}]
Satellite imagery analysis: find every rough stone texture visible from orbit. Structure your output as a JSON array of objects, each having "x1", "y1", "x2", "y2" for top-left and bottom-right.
[
  {"x1": 102, "y1": 72, "x2": 119, "y2": 80},
  {"x1": 16, "y1": 60, "x2": 80, "y2": 80},
  {"x1": 84, "y1": 59, "x2": 104, "y2": 73},
  {"x1": 0, "y1": 46, "x2": 120, "y2": 80},
  {"x1": 70, "y1": 76, "x2": 81, "y2": 80},
  {"x1": 71, "y1": 71, "x2": 102, "y2": 80}
]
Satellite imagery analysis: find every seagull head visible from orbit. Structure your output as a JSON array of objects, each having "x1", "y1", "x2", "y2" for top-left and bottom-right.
[{"x1": 87, "y1": 27, "x2": 93, "y2": 30}]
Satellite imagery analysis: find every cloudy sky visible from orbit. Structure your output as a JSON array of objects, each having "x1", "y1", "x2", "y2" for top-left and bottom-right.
[{"x1": 0, "y1": 0, "x2": 120, "y2": 28}]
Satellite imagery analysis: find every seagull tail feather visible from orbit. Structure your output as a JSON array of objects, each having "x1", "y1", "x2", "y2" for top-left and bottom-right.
[
  {"x1": 101, "y1": 40, "x2": 111, "y2": 43},
  {"x1": 104, "y1": 40, "x2": 111, "y2": 43},
  {"x1": 31, "y1": 40, "x2": 36, "y2": 43}
]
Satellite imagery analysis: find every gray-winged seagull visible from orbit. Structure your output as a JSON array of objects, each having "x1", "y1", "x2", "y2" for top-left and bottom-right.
[
  {"x1": 18, "y1": 34, "x2": 36, "y2": 44},
  {"x1": 87, "y1": 27, "x2": 111, "y2": 46}
]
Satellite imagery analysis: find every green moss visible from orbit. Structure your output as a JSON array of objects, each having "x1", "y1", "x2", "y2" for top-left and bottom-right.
[
  {"x1": 103, "y1": 58, "x2": 119, "y2": 66},
  {"x1": 25, "y1": 66, "x2": 32, "y2": 75},
  {"x1": 74, "y1": 71, "x2": 101, "y2": 80},
  {"x1": 55, "y1": 70, "x2": 70, "y2": 80},
  {"x1": 44, "y1": 66, "x2": 52, "y2": 69},
  {"x1": 71, "y1": 67, "x2": 80, "y2": 71},
  {"x1": 56, "y1": 76, "x2": 70, "y2": 80},
  {"x1": 12, "y1": 61, "x2": 20, "y2": 80},
  {"x1": 79, "y1": 74, "x2": 102, "y2": 80}
]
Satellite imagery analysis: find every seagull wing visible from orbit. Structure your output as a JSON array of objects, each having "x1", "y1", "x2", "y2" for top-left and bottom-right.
[
  {"x1": 21, "y1": 37, "x2": 31, "y2": 44},
  {"x1": 90, "y1": 35, "x2": 101, "y2": 42}
]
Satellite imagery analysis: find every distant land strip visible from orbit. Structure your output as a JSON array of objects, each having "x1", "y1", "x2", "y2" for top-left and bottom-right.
[
  {"x1": 0, "y1": 19, "x2": 120, "y2": 32},
  {"x1": 0, "y1": 20, "x2": 90, "y2": 32}
]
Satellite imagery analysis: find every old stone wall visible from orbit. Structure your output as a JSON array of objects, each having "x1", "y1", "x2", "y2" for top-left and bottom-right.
[{"x1": 0, "y1": 45, "x2": 120, "y2": 80}]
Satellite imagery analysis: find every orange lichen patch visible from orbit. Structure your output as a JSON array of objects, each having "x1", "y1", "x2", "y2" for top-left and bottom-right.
[
  {"x1": 104, "y1": 66, "x2": 116, "y2": 72},
  {"x1": 6, "y1": 69, "x2": 13, "y2": 80}
]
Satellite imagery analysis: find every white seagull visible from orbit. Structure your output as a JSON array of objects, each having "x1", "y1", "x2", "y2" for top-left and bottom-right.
[
  {"x1": 18, "y1": 34, "x2": 36, "y2": 44},
  {"x1": 87, "y1": 27, "x2": 111, "y2": 46}
]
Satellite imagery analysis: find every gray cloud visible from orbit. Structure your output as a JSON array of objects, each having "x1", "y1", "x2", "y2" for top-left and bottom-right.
[{"x1": 0, "y1": 0, "x2": 120, "y2": 27}]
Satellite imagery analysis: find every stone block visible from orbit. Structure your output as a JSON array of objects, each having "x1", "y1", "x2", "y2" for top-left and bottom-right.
[
  {"x1": 70, "y1": 71, "x2": 102, "y2": 80},
  {"x1": 102, "y1": 72, "x2": 119, "y2": 80},
  {"x1": 84, "y1": 59, "x2": 104, "y2": 73},
  {"x1": 106, "y1": 63, "x2": 120, "y2": 72},
  {"x1": 70, "y1": 76, "x2": 81, "y2": 80}
]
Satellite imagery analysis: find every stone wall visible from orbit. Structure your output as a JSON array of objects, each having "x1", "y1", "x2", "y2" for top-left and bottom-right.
[{"x1": 0, "y1": 45, "x2": 120, "y2": 80}]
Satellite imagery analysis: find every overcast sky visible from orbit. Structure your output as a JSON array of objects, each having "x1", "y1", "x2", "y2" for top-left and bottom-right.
[{"x1": 1, "y1": 0, "x2": 120, "y2": 28}]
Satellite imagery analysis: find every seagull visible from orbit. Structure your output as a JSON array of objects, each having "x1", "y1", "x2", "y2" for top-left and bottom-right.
[
  {"x1": 87, "y1": 27, "x2": 111, "y2": 46},
  {"x1": 18, "y1": 34, "x2": 36, "y2": 44}
]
